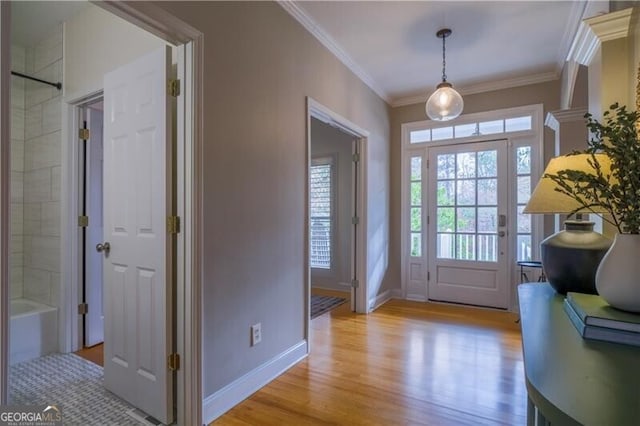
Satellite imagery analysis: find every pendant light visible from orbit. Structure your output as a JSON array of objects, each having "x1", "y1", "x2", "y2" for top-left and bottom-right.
[{"x1": 426, "y1": 28, "x2": 463, "y2": 121}]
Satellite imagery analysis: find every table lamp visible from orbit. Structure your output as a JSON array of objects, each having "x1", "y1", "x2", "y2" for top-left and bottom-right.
[{"x1": 524, "y1": 154, "x2": 612, "y2": 294}]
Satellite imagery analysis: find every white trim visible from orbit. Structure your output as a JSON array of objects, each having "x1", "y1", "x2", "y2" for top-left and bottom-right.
[
  {"x1": 369, "y1": 289, "x2": 392, "y2": 311},
  {"x1": 390, "y1": 288, "x2": 403, "y2": 299},
  {"x1": 545, "y1": 108, "x2": 589, "y2": 132},
  {"x1": 307, "y1": 98, "x2": 369, "y2": 318},
  {"x1": 202, "y1": 341, "x2": 308, "y2": 424},
  {"x1": 392, "y1": 71, "x2": 559, "y2": 108},
  {"x1": 0, "y1": 0, "x2": 10, "y2": 405},
  {"x1": 56, "y1": 2, "x2": 203, "y2": 425},
  {"x1": 556, "y1": 0, "x2": 590, "y2": 71},
  {"x1": 277, "y1": 1, "x2": 390, "y2": 104},
  {"x1": 400, "y1": 104, "x2": 544, "y2": 311}
]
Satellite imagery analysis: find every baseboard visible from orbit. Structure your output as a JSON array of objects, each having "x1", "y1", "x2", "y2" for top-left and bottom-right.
[
  {"x1": 369, "y1": 289, "x2": 392, "y2": 311},
  {"x1": 391, "y1": 289, "x2": 403, "y2": 299},
  {"x1": 202, "y1": 340, "x2": 308, "y2": 424}
]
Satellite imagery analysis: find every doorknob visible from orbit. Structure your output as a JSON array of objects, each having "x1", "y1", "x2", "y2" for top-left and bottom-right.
[
  {"x1": 96, "y1": 242, "x2": 111, "y2": 254},
  {"x1": 498, "y1": 231, "x2": 506, "y2": 237}
]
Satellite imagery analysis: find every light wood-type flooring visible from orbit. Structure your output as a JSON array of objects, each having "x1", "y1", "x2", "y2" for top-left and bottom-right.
[{"x1": 212, "y1": 293, "x2": 526, "y2": 425}]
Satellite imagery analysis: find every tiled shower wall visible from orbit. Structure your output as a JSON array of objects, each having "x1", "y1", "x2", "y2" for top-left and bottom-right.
[{"x1": 10, "y1": 25, "x2": 63, "y2": 307}]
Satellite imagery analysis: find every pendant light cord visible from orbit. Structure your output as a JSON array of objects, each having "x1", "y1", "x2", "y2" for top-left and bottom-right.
[{"x1": 441, "y1": 34, "x2": 447, "y2": 83}]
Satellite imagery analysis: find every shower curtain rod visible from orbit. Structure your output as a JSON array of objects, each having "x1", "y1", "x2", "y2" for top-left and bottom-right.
[{"x1": 11, "y1": 71, "x2": 62, "y2": 90}]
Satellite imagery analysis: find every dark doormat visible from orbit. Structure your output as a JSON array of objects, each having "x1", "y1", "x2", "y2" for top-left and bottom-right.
[{"x1": 311, "y1": 295, "x2": 347, "y2": 319}]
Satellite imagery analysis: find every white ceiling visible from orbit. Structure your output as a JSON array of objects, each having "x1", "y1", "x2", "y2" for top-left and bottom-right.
[
  {"x1": 11, "y1": 1, "x2": 89, "y2": 47},
  {"x1": 283, "y1": 1, "x2": 610, "y2": 106}
]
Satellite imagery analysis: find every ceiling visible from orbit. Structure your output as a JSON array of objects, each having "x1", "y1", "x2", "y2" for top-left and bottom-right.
[
  {"x1": 283, "y1": 1, "x2": 610, "y2": 106},
  {"x1": 11, "y1": 1, "x2": 89, "y2": 47}
]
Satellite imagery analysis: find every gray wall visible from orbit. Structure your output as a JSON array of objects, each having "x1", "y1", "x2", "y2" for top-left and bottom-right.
[
  {"x1": 382, "y1": 80, "x2": 561, "y2": 293},
  {"x1": 310, "y1": 118, "x2": 353, "y2": 292},
  {"x1": 152, "y1": 1, "x2": 390, "y2": 397}
]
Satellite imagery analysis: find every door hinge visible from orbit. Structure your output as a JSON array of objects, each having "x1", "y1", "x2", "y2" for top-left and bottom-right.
[
  {"x1": 78, "y1": 215, "x2": 89, "y2": 227},
  {"x1": 79, "y1": 128, "x2": 90, "y2": 140},
  {"x1": 352, "y1": 216, "x2": 360, "y2": 225},
  {"x1": 167, "y1": 216, "x2": 181, "y2": 234},
  {"x1": 426, "y1": 159, "x2": 429, "y2": 168},
  {"x1": 427, "y1": 271, "x2": 430, "y2": 282},
  {"x1": 351, "y1": 279, "x2": 359, "y2": 288},
  {"x1": 78, "y1": 303, "x2": 88, "y2": 315},
  {"x1": 427, "y1": 215, "x2": 430, "y2": 225},
  {"x1": 352, "y1": 153, "x2": 360, "y2": 163},
  {"x1": 168, "y1": 79, "x2": 181, "y2": 97},
  {"x1": 168, "y1": 353, "x2": 180, "y2": 371}
]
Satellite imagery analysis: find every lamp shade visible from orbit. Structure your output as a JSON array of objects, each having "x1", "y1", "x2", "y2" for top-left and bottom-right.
[
  {"x1": 426, "y1": 82, "x2": 464, "y2": 121},
  {"x1": 524, "y1": 153, "x2": 612, "y2": 214}
]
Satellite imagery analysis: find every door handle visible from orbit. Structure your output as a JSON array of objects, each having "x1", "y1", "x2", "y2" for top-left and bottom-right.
[
  {"x1": 96, "y1": 242, "x2": 111, "y2": 254},
  {"x1": 498, "y1": 231, "x2": 506, "y2": 237}
]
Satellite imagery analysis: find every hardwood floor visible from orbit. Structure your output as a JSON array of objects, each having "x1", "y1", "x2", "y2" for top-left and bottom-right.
[
  {"x1": 212, "y1": 299, "x2": 526, "y2": 425},
  {"x1": 74, "y1": 343, "x2": 104, "y2": 367}
]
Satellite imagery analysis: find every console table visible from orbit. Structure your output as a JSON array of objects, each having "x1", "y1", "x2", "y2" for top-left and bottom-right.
[{"x1": 518, "y1": 283, "x2": 640, "y2": 425}]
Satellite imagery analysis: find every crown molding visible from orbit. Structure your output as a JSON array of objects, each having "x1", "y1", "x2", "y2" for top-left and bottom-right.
[
  {"x1": 277, "y1": 0, "x2": 391, "y2": 104},
  {"x1": 545, "y1": 107, "x2": 588, "y2": 131},
  {"x1": 556, "y1": 1, "x2": 589, "y2": 74},
  {"x1": 391, "y1": 71, "x2": 559, "y2": 108},
  {"x1": 567, "y1": 7, "x2": 632, "y2": 66}
]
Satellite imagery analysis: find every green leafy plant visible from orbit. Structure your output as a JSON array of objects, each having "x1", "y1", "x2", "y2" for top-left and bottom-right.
[{"x1": 545, "y1": 103, "x2": 640, "y2": 234}]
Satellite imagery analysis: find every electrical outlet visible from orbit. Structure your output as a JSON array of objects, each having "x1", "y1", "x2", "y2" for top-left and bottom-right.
[{"x1": 251, "y1": 323, "x2": 261, "y2": 346}]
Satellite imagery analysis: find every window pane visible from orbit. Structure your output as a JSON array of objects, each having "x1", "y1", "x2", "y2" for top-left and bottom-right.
[
  {"x1": 410, "y1": 156, "x2": 422, "y2": 180},
  {"x1": 479, "y1": 120, "x2": 503, "y2": 135},
  {"x1": 517, "y1": 176, "x2": 531, "y2": 204},
  {"x1": 517, "y1": 235, "x2": 532, "y2": 261},
  {"x1": 517, "y1": 205, "x2": 531, "y2": 233},
  {"x1": 477, "y1": 150, "x2": 497, "y2": 177},
  {"x1": 310, "y1": 162, "x2": 333, "y2": 269},
  {"x1": 477, "y1": 179, "x2": 497, "y2": 205},
  {"x1": 477, "y1": 234, "x2": 497, "y2": 262},
  {"x1": 410, "y1": 182, "x2": 422, "y2": 206},
  {"x1": 505, "y1": 116, "x2": 532, "y2": 132},
  {"x1": 456, "y1": 179, "x2": 475, "y2": 205},
  {"x1": 456, "y1": 207, "x2": 476, "y2": 232},
  {"x1": 310, "y1": 218, "x2": 331, "y2": 269},
  {"x1": 478, "y1": 207, "x2": 497, "y2": 233},
  {"x1": 516, "y1": 146, "x2": 531, "y2": 174},
  {"x1": 432, "y1": 126, "x2": 454, "y2": 141},
  {"x1": 410, "y1": 129, "x2": 430, "y2": 144},
  {"x1": 437, "y1": 154, "x2": 455, "y2": 179},
  {"x1": 437, "y1": 181, "x2": 455, "y2": 206},
  {"x1": 456, "y1": 152, "x2": 476, "y2": 178},
  {"x1": 437, "y1": 207, "x2": 455, "y2": 232},
  {"x1": 437, "y1": 233, "x2": 455, "y2": 259},
  {"x1": 454, "y1": 123, "x2": 476, "y2": 138},
  {"x1": 410, "y1": 233, "x2": 422, "y2": 257},
  {"x1": 456, "y1": 234, "x2": 476, "y2": 260},
  {"x1": 411, "y1": 207, "x2": 421, "y2": 232}
]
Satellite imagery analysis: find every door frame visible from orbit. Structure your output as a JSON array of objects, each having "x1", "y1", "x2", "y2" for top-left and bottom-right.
[
  {"x1": 306, "y1": 98, "x2": 369, "y2": 335},
  {"x1": 0, "y1": 2, "x2": 204, "y2": 425},
  {"x1": 400, "y1": 104, "x2": 544, "y2": 311}
]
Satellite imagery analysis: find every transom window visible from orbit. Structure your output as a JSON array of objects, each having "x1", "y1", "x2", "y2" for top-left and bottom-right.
[{"x1": 410, "y1": 115, "x2": 532, "y2": 144}]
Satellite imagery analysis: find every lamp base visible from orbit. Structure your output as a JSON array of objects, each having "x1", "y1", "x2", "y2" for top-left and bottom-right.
[{"x1": 541, "y1": 221, "x2": 612, "y2": 294}]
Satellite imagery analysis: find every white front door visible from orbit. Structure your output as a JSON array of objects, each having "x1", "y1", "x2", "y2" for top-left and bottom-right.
[
  {"x1": 102, "y1": 46, "x2": 173, "y2": 424},
  {"x1": 85, "y1": 106, "x2": 104, "y2": 347},
  {"x1": 427, "y1": 140, "x2": 509, "y2": 308}
]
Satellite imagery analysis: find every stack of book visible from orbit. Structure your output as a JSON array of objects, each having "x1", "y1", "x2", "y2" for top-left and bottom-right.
[{"x1": 563, "y1": 292, "x2": 640, "y2": 347}]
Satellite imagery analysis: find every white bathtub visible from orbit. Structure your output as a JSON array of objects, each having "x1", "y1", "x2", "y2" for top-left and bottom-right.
[{"x1": 10, "y1": 299, "x2": 58, "y2": 365}]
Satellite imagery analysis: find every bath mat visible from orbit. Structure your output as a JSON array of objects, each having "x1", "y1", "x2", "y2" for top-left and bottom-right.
[
  {"x1": 311, "y1": 295, "x2": 347, "y2": 318},
  {"x1": 9, "y1": 353, "x2": 144, "y2": 425}
]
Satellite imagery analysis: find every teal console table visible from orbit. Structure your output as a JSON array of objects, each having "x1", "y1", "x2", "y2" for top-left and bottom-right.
[{"x1": 518, "y1": 283, "x2": 640, "y2": 425}]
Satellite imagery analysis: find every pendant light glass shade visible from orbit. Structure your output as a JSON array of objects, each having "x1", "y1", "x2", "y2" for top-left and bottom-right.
[
  {"x1": 426, "y1": 28, "x2": 463, "y2": 121},
  {"x1": 426, "y1": 82, "x2": 464, "y2": 121}
]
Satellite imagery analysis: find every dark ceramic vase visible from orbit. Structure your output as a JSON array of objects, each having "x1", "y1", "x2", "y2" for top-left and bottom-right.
[{"x1": 541, "y1": 221, "x2": 612, "y2": 294}]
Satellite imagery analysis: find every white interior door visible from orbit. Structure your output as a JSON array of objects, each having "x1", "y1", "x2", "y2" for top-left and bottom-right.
[
  {"x1": 102, "y1": 46, "x2": 173, "y2": 424},
  {"x1": 85, "y1": 106, "x2": 104, "y2": 347},
  {"x1": 427, "y1": 140, "x2": 509, "y2": 309}
]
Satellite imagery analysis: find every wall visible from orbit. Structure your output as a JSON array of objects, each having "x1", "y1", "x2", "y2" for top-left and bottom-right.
[
  {"x1": 21, "y1": 25, "x2": 63, "y2": 307},
  {"x1": 384, "y1": 80, "x2": 561, "y2": 294},
  {"x1": 310, "y1": 118, "x2": 353, "y2": 291},
  {"x1": 152, "y1": 0, "x2": 390, "y2": 402},
  {"x1": 9, "y1": 45, "x2": 25, "y2": 299},
  {"x1": 64, "y1": 3, "x2": 165, "y2": 101}
]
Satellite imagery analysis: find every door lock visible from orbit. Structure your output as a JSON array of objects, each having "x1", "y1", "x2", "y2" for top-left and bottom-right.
[
  {"x1": 96, "y1": 242, "x2": 111, "y2": 254},
  {"x1": 498, "y1": 231, "x2": 506, "y2": 237},
  {"x1": 498, "y1": 214, "x2": 507, "y2": 227}
]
